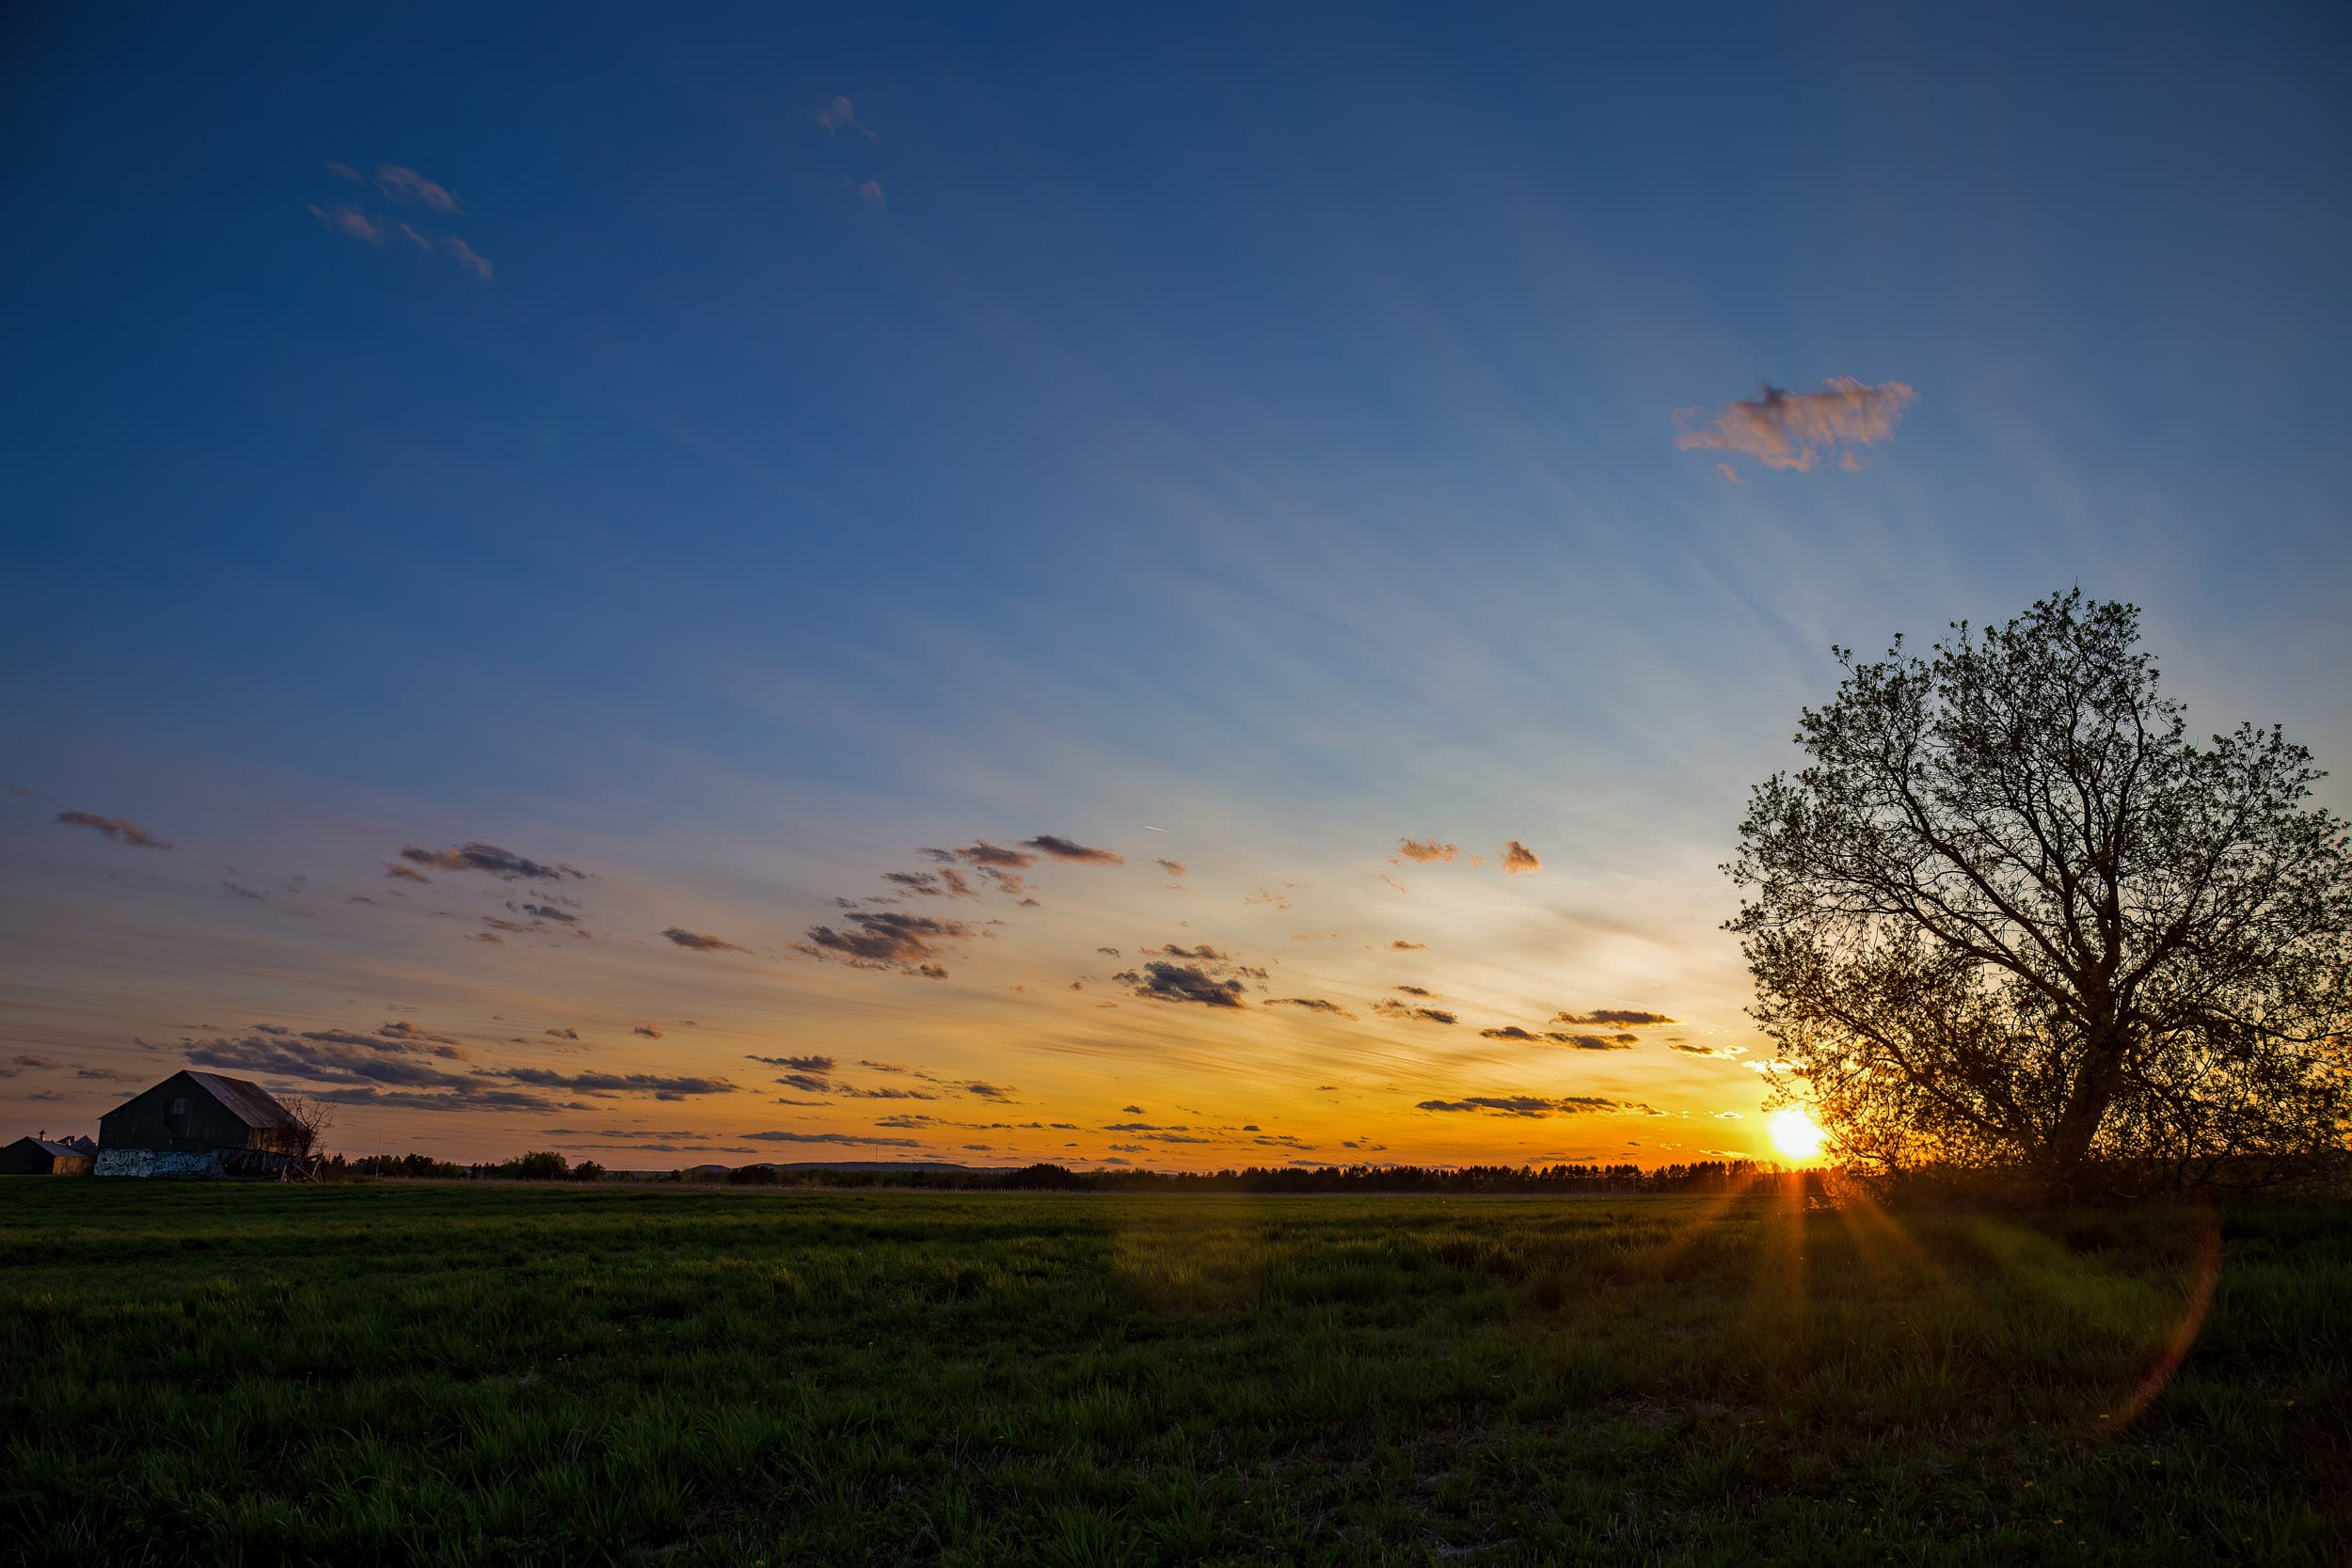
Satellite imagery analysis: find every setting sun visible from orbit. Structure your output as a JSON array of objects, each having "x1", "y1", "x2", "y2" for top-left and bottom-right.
[{"x1": 1766, "y1": 1108, "x2": 1827, "y2": 1164}]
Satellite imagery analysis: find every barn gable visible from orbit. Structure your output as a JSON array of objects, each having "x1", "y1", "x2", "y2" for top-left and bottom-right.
[{"x1": 100, "y1": 1070, "x2": 301, "y2": 1157}]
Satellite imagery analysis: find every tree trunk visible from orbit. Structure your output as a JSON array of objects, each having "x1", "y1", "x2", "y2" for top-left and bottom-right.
[{"x1": 2045, "y1": 1032, "x2": 2126, "y2": 1203}]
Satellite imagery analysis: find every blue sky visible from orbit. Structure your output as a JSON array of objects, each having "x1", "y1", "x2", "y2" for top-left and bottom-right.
[{"x1": 4, "y1": 5, "x2": 2347, "y2": 1165}]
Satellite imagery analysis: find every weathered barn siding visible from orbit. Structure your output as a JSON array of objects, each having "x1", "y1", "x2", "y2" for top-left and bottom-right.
[
  {"x1": 98, "y1": 1070, "x2": 299, "y2": 1157},
  {"x1": 0, "y1": 1136, "x2": 95, "y2": 1176}
]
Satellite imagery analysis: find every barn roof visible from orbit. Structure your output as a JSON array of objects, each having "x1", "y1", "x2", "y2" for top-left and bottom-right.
[
  {"x1": 13, "y1": 1137, "x2": 88, "y2": 1158},
  {"x1": 181, "y1": 1071, "x2": 301, "y2": 1132}
]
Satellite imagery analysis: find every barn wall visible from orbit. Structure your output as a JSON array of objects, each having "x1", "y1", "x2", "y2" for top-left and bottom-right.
[{"x1": 100, "y1": 1075, "x2": 270, "y2": 1153}]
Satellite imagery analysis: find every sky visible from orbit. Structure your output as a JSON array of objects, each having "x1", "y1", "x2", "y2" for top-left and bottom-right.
[{"x1": 4, "y1": 4, "x2": 2349, "y2": 1171}]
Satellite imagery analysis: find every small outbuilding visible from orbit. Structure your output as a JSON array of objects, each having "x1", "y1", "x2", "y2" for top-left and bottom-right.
[
  {"x1": 0, "y1": 1136, "x2": 96, "y2": 1176},
  {"x1": 96, "y1": 1069, "x2": 310, "y2": 1179}
]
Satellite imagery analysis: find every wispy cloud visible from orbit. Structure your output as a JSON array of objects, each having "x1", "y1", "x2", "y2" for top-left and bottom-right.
[
  {"x1": 856, "y1": 180, "x2": 886, "y2": 208},
  {"x1": 662, "y1": 927, "x2": 752, "y2": 955},
  {"x1": 1395, "y1": 837, "x2": 1458, "y2": 863},
  {"x1": 374, "y1": 165, "x2": 463, "y2": 214},
  {"x1": 1674, "y1": 377, "x2": 1916, "y2": 476},
  {"x1": 401, "y1": 842, "x2": 583, "y2": 881},
  {"x1": 56, "y1": 811, "x2": 169, "y2": 849},
  {"x1": 814, "y1": 96, "x2": 874, "y2": 136},
  {"x1": 1373, "y1": 999, "x2": 1456, "y2": 1025},
  {"x1": 1022, "y1": 834, "x2": 1123, "y2": 865},
  {"x1": 1500, "y1": 839, "x2": 1541, "y2": 875},
  {"x1": 1556, "y1": 1009, "x2": 1677, "y2": 1027},
  {"x1": 308, "y1": 204, "x2": 383, "y2": 244},
  {"x1": 440, "y1": 235, "x2": 493, "y2": 281},
  {"x1": 1266, "y1": 996, "x2": 1356, "y2": 1019}
]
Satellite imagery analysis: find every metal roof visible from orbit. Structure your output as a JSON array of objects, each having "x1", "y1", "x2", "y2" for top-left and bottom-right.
[
  {"x1": 15, "y1": 1137, "x2": 89, "y2": 1159},
  {"x1": 180, "y1": 1070, "x2": 301, "y2": 1132}
]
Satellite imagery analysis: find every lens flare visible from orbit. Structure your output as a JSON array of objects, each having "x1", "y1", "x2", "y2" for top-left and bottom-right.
[{"x1": 1767, "y1": 1107, "x2": 1826, "y2": 1163}]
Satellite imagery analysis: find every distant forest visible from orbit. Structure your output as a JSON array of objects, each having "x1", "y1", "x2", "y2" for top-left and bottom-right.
[{"x1": 332, "y1": 1152, "x2": 1792, "y2": 1195}]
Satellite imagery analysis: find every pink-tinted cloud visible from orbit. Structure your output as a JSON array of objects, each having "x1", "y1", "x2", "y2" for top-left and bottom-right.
[
  {"x1": 375, "y1": 165, "x2": 463, "y2": 215},
  {"x1": 857, "y1": 180, "x2": 886, "y2": 208},
  {"x1": 1395, "y1": 837, "x2": 1457, "y2": 863},
  {"x1": 309, "y1": 204, "x2": 383, "y2": 244},
  {"x1": 440, "y1": 236, "x2": 493, "y2": 281},
  {"x1": 1674, "y1": 377, "x2": 1916, "y2": 474},
  {"x1": 1500, "y1": 839, "x2": 1541, "y2": 875},
  {"x1": 815, "y1": 95, "x2": 871, "y2": 135}
]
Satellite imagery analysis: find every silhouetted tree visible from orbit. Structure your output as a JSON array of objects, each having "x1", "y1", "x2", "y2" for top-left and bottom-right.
[
  {"x1": 278, "y1": 1093, "x2": 336, "y2": 1159},
  {"x1": 1730, "y1": 592, "x2": 2351, "y2": 1198}
]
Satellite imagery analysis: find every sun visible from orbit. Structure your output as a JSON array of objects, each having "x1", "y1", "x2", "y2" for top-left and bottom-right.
[{"x1": 1766, "y1": 1107, "x2": 1827, "y2": 1164}]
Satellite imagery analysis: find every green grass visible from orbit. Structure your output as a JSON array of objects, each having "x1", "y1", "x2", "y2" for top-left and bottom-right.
[{"x1": 2, "y1": 1182, "x2": 2344, "y2": 1564}]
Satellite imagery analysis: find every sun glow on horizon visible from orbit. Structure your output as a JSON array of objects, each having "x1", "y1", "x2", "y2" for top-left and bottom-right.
[{"x1": 1766, "y1": 1107, "x2": 1827, "y2": 1164}]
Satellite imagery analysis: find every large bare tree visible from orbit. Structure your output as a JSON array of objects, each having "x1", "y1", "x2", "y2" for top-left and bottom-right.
[{"x1": 1728, "y1": 591, "x2": 2351, "y2": 1198}]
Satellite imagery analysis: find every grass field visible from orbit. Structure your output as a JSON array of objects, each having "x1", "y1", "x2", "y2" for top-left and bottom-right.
[{"x1": 2, "y1": 1182, "x2": 2344, "y2": 1565}]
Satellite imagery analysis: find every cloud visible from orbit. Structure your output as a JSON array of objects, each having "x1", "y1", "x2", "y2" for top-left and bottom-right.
[
  {"x1": 384, "y1": 862, "x2": 429, "y2": 882},
  {"x1": 1128, "y1": 961, "x2": 1246, "y2": 1008},
  {"x1": 223, "y1": 881, "x2": 267, "y2": 900},
  {"x1": 856, "y1": 180, "x2": 886, "y2": 207},
  {"x1": 1714, "y1": 462, "x2": 1746, "y2": 486},
  {"x1": 748, "y1": 1054, "x2": 835, "y2": 1073},
  {"x1": 1395, "y1": 838, "x2": 1458, "y2": 863},
  {"x1": 1674, "y1": 377, "x2": 1917, "y2": 475},
  {"x1": 1553, "y1": 1033, "x2": 1637, "y2": 1051},
  {"x1": 56, "y1": 812, "x2": 169, "y2": 849},
  {"x1": 501, "y1": 1068, "x2": 737, "y2": 1099},
  {"x1": 308, "y1": 204, "x2": 383, "y2": 244},
  {"x1": 884, "y1": 868, "x2": 977, "y2": 899},
  {"x1": 440, "y1": 236, "x2": 493, "y2": 281},
  {"x1": 1479, "y1": 1026, "x2": 1540, "y2": 1041},
  {"x1": 374, "y1": 165, "x2": 462, "y2": 214},
  {"x1": 1391, "y1": 940, "x2": 1424, "y2": 950},
  {"x1": 1022, "y1": 835, "x2": 1123, "y2": 865},
  {"x1": 1555, "y1": 1010, "x2": 1677, "y2": 1027},
  {"x1": 1096, "y1": 947, "x2": 1120, "y2": 957},
  {"x1": 377, "y1": 1021, "x2": 461, "y2": 1048},
  {"x1": 962, "y1": 1081, "x2": 1013, "y2": 1101},
  {"x1": 948, "y1": 841, "x2": 1034, "y2": 868},
  {"x1": 742, "y1": 1129, "x2": 925, "y2": 1148},
  {"x1": 1155, "y1": 859, "x2": 1187, "y2": 879},
  {"x1": 1393, "y1": 985, "x2": 1436, "y2": 998},
  {"x1": 814, "y1": 95, "x2": 871, "y2": 135},
  {"x1": 1416, "y1": 1096, "x2": 1622, "y2": 1117},
  {"x1": 1500, "y1": 840, "x2": 1541, "y2": 875},
  {"x1": 400, "y1": 842, "x2": 581, "y2": 881},
  {"x1": 1671, "y1": 1040, "x2": 1748, "y2": 1058},
  {"x1": 518, "y1": 902, "x2": 580, "y2": 925},
  {"x1": 633, "y1": 1025, "x2": 664, "y2": 1038},
  {"x1": 0, "y1": 1054, "x2": 62, "y2": 1077},
  {"x1": 1266, "y1": 997, "x2": 1356, "y2": 1020},
  {"x1": 325, "y1": 161, "x2": 360, "y2": 181},
  {"x1": 800, "y1": 911, "x2": 971, "y2": 975},
  {"x1": 1373, "y1": 999, "x2": 1456, "y2": 1025},
  {"x1": 662, "y1": 927, "x2": 753, "y2": 955},
  {"x1": 545, "y1": 1027, "x2": 580, "y2": 1040}
]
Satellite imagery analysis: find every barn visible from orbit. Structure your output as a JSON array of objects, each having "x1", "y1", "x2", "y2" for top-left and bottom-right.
[
  {"x1": 95, "y1": 1070, "x2": 310, "y2": 1179},
  {"x1": 0, "y1": 1135, "x2": 96, "y2": 1176}
]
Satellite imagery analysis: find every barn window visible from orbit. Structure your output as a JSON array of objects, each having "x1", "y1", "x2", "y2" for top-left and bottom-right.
[{"x1": 170, "y1": 1098, "x2": 186, "y2": 1115}]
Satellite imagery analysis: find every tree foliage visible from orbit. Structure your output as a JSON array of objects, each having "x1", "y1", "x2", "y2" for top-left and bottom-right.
[{"x1": 1729, "y1": 591, "x2": 2352, "y2": 1196}]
